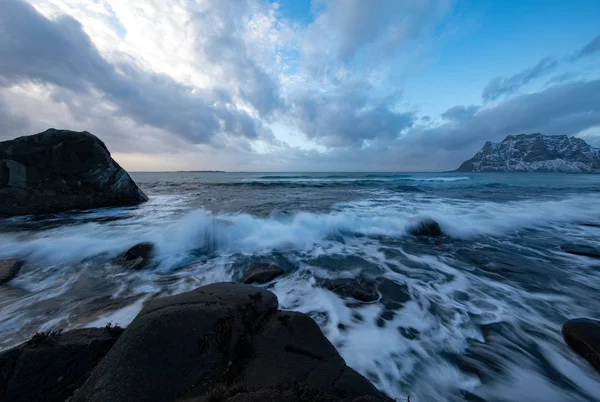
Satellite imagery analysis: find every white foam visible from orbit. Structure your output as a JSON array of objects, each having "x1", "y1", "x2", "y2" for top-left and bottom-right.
[
  {"x1": 405, "y1": 176, "x2": 471, "y2": 182},
  {"x1": 85, "y1": 296, "x2": 149, "y2": 329},
  {"x1": 1, "y1": 194, "x2": 599, "y2": 270}
]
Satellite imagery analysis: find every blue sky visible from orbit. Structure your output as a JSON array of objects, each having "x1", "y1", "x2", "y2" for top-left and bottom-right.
[
  {"x1": 404, "y1": 1, "x2": 600, "y2": 116},
  {"x1": 0, "y1": 0, "x2": 599, "y2": 171}
]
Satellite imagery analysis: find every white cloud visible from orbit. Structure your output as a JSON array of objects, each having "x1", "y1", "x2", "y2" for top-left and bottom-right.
[{"x1": 2, "y1": 0, "x2": 598, "y2": 171}]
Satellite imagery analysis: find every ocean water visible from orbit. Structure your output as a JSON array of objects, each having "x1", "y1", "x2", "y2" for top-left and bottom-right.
[{"x1": 1, "y1": 172, "x2": 600, "y2": 401}]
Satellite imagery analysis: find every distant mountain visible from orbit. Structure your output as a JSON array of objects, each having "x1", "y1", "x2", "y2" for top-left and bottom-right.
[{"x1": 456, "y1": 133, "x2": 600, "y2": 173}]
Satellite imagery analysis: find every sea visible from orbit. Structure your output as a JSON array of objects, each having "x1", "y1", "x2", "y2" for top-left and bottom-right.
[{"x1": 1, "y1": 172, "x2": 600, "y2": 401}]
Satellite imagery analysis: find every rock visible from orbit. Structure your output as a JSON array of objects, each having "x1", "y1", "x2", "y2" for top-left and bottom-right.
[
  {"x1": 72, "y1": 283, "x2": 389, "y2": 402},
  {"x1": 318, "y1": 277, "x2": 410, "y2": 308},
  {"x1": 562, "y1": 318, "x2": 600, "y2": 373},
  {"x1": 408, "y1": 218, "x2": 443, "y2": 237},
  {"x1": 0, "y1": 327, "x2": 123, "y2": 402},
  {"x1": 455, "y1": 133, "x2": 600, "y2": 173},
  {"x1": 376, "y1": 278, "x2": 410, "y2": 311},
  {"x1": 561, "y1": 245, "x2": 600, "y2": 259},
  {"x1": 0, "y1": 129, "x2": 148, "y2": 216},
  {"x1": 319, "y1": 278, "x2": 379, "y2": 303},
  {"x1": 0, "y1": 259, "x2": 22, "y2": 284},
  {"x1": 242, "y1": 263, "x2": 284, "y2": 284},
  {"x1": 114, "y1": 242, "x2": 155, "y2": 270}
]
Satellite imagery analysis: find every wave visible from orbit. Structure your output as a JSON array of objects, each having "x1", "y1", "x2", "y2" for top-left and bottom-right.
[
  {"x1": 212, "y1": 180, "x2": 398, "y2": 188},
  {"x1": 1, "y1": 194, "x2": 599, "y2": 271},
  {"x1": 256, "y1": 175, "x2": 323, "y2": 180},
  {"x1": 404, "y1": 176, "x2": 471, "y2": 182},
  {"x1": 255, "y1": 174, "x2": 410, "y2": 180}
]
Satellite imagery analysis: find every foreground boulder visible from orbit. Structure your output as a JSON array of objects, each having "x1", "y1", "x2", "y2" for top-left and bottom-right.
[
  {"x1": 0, "y1": 259, "x2": 22, "y2": 284},
  {"x1": 0, "y1": 129, "x2": 148, "y2": 216},
  {"x1": 242, "y1": 263, "x2": 284, "y2": 284},
  {"x1": 408, "y1": 218, "x2": 443, "y2": 237},
  {"x1": 71, "y1": 283, "x2": 389, "y2": 402},
  {"x1": 0, "y1": 327, "x2": 123, "y2": 402},
  {"x1": 562, "y1": 318, "x2": 600, "y2": 373},
  {"x1": 114, "y1": 242, "x2": 155, "y2": 270}
]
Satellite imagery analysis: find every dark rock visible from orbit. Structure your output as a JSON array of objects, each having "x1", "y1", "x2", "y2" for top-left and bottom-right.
[
  {"x1": 0, "y1": 129, "x2": 148, "y2": 216},
  {"x1": 183, "y1": 383, "x2": 384, "y2": 402},
  {"x1": 319, "y1": 278, "x2": 379, "y2": 303},
  {"x1": 72, "y1": 283, "x2": 389, "y2": 402},
  {"x1": 242, "y1": 264, "x2": 284, "y2": 284},
  {"x1": 0, "y1": 259, "x2": 22, "y2": 284},
  {"x1": 562, "y1": 318, "x2": 600, "y2": 373},
  {"x1": 408, "y1": 218, "x2": 442, "y2": 237},
  {"x1": 561, "y1": 245, "x2": 600, "y2": 259},
  {"x1": 0, "y1": 327, "x2": 123, "y2": 402},
  {"x1": 114, "y1": 242, "x2": 155, "y2": 270},
  {"x1": 376, "y1": 278, "x2": 410, "y2": 311}
]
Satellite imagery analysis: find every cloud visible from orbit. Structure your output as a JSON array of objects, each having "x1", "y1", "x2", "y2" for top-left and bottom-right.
[
  {"x1": 482, "y1": 34, "x2": 600, "y2": 103},
  {"x1": 188, "y1": 0, "x2": 286, "y2": 117},
  {"x1": 441, "y1": 105, "x2": 479, "y2": 121},
  {"x1": 289, "y1": 81, "x2": 414, "y2": 147},
  {"x1": 0, "y1": 0, "x2": 268, "y2": 146},
  {"x1": 544, "y1": 72, "x2": 580, "y2": 86},
  {"x1": 482, "y1": 57, "x2": 559, "y2": 102},
  {"x1": 410, "y1": 79, "x2": 600, "y2": 152},
  {"x1": 301, "y1": 0, "x2": 451, "y2": 77},
  {"x1": 574, "y1": 34, "x2": 600, "y2": 59},
  {"x1": 0, "y1": 95, "x2": 30, "y2": 136},
  {"x1": 1, "y1": 0, "x2": 596, "y2": 173}
]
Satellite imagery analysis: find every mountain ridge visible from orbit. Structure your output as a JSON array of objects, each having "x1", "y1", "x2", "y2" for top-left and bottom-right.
[{"x1": 456, "y1": 133, "x2": 600, "y2": 173}]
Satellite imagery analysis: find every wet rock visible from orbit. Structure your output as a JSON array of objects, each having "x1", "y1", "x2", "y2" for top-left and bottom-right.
[
  {"x1": 114, "y1": 242, "x2": 155, "y2": 270},
  {"x1": 318, "y1": 277, "x2": 410, "y2": 309},
  {"x1": 375, "y1": 278, "x2": 411, "y2": 323},
  {"x1": 242, "y1": 263, "x2": 284, "y2": 284},
  {"x1": 376, "y1": 278, "x2": 410, "y2": 311},
  {"x1": 72, "y1": 283, "x2": 389, "y2": 402},
  {"x1": 319, "y1": 278, "x2": 379, "y2": 303},
  {"x1": 0, "y1": 129, "x2": 148, "y2": 216},
  {"x1": 408, "y1": 218, "x2": 443, "y2": 237},
  {"x1": 0, "y1": 259, "x2": 22, "y2": 284},
  {"x1": 561, "y1": 245, "x2": 600, "y2": 259},
  {"x1": 0, "y1": 327, "x2": 123, "y2": 402},
  {"x1": 562, "y1": 318, "x2": 600, "y2": 373}
]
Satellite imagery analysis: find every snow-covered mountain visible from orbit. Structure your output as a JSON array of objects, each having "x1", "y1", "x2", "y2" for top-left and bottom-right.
[{"x1": 456, "y1": 133, "x2": 600, "y2": 173}]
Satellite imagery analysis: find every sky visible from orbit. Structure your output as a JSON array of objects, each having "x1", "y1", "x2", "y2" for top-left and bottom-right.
[{"x1": 0, "y1": 0, "x2": 599, "y2": 172}]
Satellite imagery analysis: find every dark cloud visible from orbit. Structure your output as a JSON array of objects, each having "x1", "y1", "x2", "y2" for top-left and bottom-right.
[
  {"x1": 0, "y1": 0, "x2": 265, "y2": 145},
  {"x1": 482, "y1": 57, "x2": 559, "y2": 102},
  {"x1": 412, "y1": 79, "x2": 600, "y2": 151},
  {"x1": 441, "y1": 105, "x2": 479, "y2": 121},
  {"x1": 289, "y1": 81, "x2": 414, "y2": 147},
  {"x1": 574, "y1": 34, "x2": 600, "y2": 59}
]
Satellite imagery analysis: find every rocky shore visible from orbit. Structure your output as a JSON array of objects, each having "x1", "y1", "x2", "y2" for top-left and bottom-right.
[{"x1": 0, "y1": 283, "x2": 392, "y2": 402}]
